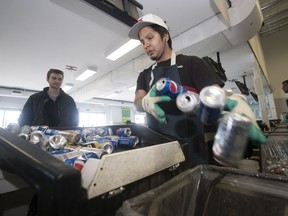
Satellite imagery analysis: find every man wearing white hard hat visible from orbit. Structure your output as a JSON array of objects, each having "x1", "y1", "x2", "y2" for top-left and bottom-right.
[
  {"x1": 129, "y1": 14, "x2": 224, "y2": 167},
  {"x1": 129, "y1": 14, "x2": 266, "y2": 167}
]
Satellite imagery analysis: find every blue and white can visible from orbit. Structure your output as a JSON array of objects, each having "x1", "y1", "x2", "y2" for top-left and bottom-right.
[
  {"x1": 118, "y1": 136, "x2": 139, "y2": 148},
  {"x1": 213, "y1": 113, "x2": 251, "y2": 167},
  {"x1": 116, "y1": 127, "x2": 131, "y2": 137},
  {"x1": 198, "y1": 86, "x2": 226, "y2": 125},
  {"x1": 156, "y1": 77, "x2": 187, "y2": 98}
]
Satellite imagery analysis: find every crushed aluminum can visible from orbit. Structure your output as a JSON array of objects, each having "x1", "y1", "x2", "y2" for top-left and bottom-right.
[
  {"x1": 48, "y1": 134, "x2": 67, "y2": 150},
  {"x1": 18, "y1": 125, "x2": 31, "y2": 140},
  {"x1": 29, "y1": 130, "x2": 49, "y2": 151}
]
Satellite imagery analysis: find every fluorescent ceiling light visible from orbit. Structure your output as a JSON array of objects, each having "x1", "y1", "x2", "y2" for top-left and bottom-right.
[
  {"x1": 62, "y1": 83, "x2": 73, "y2": 92},
  {"x1": 106, "y1": 39, "x2": 141, "y2": 61},
  {"x1": 76, "y1": 67, "x2": 97, "y2": 81}
]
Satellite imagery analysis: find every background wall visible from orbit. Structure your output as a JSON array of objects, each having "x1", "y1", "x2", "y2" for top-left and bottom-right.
[
  {"x1": 261, "y1": 29, "x2": 288, "y2": 116},
  {"x1": 0, "y1": 96, "x2": 136, "y2": 125}
]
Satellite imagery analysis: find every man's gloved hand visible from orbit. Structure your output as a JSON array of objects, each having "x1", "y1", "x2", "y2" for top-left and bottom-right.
[
  {"x1": 142, "y1": 84, "x2": 171, "y2": 124},
  {"x1": 283, "y1": 113, "x2": 288, "y2": 123},
  {"x1": 225, "y1": 94, "x2": 267, "y2": 146}
]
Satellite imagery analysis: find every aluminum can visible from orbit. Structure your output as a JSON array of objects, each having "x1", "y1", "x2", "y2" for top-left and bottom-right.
[
  {"x1": 97, "y1": 141, "x2": 114, "y2": 154},
  {"x1": 104, "y1": 127, "x2": 113, "y2": 136},
  {"x1": 45, "y1": 129, "x2": 59, "y2": 136},
  {"x1": 29, "y1": 130, "x2": 49, "y2": 151},
  {"x1": 74, "y1": 147, "x2": 108, "y2": 158},
  {"x1": 48, "y1": 134, "x2": 67, "y2": 150},
  {"x1": 116, "y1": 127, "x2": 131, "y2": 137},
  {"x1": 80, "y1": 140, "x2": 114, "y2": 154},
  {"x1": 64, "y1": 155, "x2": 81, "y2": 166},
  {"x1": 59, "y1": 130, "x2": 81, "y2": 145},
  {"x1": 118, "y1": 136, "x2": 139, "y2": 148},
  {"x1": 18, "y1": 133, "x2": 30, "y2": 140},
  {"x1": 18, "y1": 125, "x2": 31, "y2": 140},
  {"x1": 106, "y1": 136, "x2": 119, "y2": 149},
  {"x1": 95, "y1": 128, "x2": 106, "y2": 137},
  {"x1": 73, "y1": 157, "x2": 86, "y2": 171},
  {"x1": 50, "y1": 148, "x2": 72, "y2": 155},
  {"x1": 30, "y1": 125, "x2": 48, "y2": 132},
  {"x1": 198, "y1": 86, "x2": 226, "y2": 125},
  {"x1": 20, "y1": 125, "x2": 31, "y2": 134},
  {"x1": 81, "y1": 131, "x2": 95, "y2": 142},
  {"x1": 212, "y1": 113, "x2": 251, "y2": 167},
  {"x1": 74, "y1": 152, "x2": 100, "y2": 171},
  {"x1": 52, "y1": 150, "x2": 81, "y2": 161},
  {"x1": 156, "y1": 77, "x2": 187, "y2": 98},
  {"x1": 176, "y1": 91, "x2": 199, "y2": 115}
]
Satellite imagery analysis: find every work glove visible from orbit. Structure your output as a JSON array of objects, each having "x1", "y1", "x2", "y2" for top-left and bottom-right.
[
  {"x1": 225, "y1": 94, "x2": 267, "y2": 146},
  {"x1": 142, "y1": 84, "x2": 171, "y2": 124},
  {"x1": 283, "y1": 113, "x2": 288, "y2": 123},
  {"x1": 282, "y1": 113, "x2": 288, "y2": 128}
]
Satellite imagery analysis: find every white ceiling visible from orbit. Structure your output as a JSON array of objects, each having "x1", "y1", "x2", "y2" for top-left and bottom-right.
[{"x1": 0, "y1": 0, "x2": 271, "y2": 105}]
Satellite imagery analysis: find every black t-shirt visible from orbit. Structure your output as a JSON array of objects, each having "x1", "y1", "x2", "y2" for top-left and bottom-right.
[
  {"x1": 136, "y1": 54, "x2": 224, "y2": 94},
  {"x1": 44, "y1": 98, "x2": 59, "y2": 127}
]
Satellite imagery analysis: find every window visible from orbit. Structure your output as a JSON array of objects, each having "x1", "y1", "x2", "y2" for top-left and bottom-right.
[
  {"x1": 135, "y1": 113, "x2": 146, "y2": 125},
  {"x1": 0, "y1": 109, "x2": 21, "y2": 128},
  {"x1": 78, "y1": 112, "x2": 106, "y2": 127}
]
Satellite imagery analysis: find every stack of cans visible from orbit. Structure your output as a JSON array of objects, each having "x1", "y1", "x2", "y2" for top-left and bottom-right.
[{"x1": 15, "y1": 125, "x2": 141, "y2": 170}]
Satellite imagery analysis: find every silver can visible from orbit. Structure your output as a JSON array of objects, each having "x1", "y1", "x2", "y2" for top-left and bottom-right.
[
  {"x1": 98, "y1": 141, "x2": 114, "y2": 154},
  {"x1": 76, "y1": 147, "x2": 108, "y2": 158},
  {"x1": 29, "y1": 130, "x2": 49, "y2": 151},
  {"x1": 18, "y1": 125, "x2": 31, "y2": 140},
  {"x1": 116, "y1": 127, "x2": 132, "y2": 137},
  {"x1": 48, "y1": 134, "x2": 67, "y2": 150},
  {"x1": 95, "y1": 128, "x2": 106, "y2": 137},
  {"x1": 176, "y1": 91, "x2": 199, "y2": 115},
  {"x1": 198, "y1": 86, "x2": 226, "y2": 125},
  {"x1": 212, "y1": 113, "x2": 251, "y2": 167}
]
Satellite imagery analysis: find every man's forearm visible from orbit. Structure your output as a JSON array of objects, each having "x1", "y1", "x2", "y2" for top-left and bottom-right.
[{"x1": 134, "y1": 98, "x2": 145, "y2": 112}]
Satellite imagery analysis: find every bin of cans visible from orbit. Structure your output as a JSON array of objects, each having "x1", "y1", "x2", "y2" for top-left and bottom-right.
[{"x1": 17, "y1": 125, "x2": 141, "y2": 171}]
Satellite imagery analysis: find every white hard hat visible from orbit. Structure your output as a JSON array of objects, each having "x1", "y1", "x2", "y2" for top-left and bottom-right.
[{"x1": 128, "y1": 14, "x2": 168, "y2": 39}]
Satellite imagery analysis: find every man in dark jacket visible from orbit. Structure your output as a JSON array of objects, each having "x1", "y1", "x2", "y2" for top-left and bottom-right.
[{"x1": 18, "y1": 69, "x2": 79, "y2": 127}]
